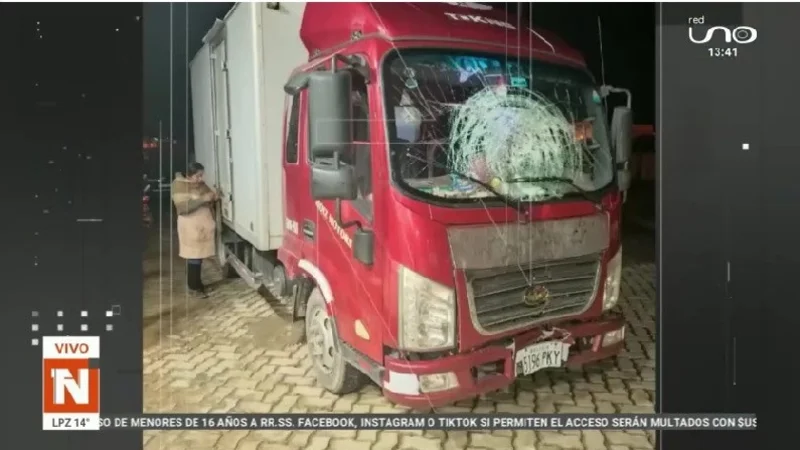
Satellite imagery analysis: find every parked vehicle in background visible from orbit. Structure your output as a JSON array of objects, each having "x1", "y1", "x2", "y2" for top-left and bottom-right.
[
  {"x1": 142, "y1": 136, "x2": 184, "y2": 199},
  {"x1": 190, "y1": 2, "x2": 634, "y2": 408}
]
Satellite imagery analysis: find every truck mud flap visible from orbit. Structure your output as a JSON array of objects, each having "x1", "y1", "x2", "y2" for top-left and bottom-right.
[{"x1": 291, "y1": 278, "x2": 313, "y2": 321}]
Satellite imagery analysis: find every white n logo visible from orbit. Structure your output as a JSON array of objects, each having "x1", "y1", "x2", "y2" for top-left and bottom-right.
[{"x1": 51, "y1": 368, "x2": 90, "y2": 404}]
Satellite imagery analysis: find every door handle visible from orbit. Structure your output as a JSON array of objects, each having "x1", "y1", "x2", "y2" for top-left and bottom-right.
[{"x1": 302, "y1": 220, "x2": 315, "y2": 240}]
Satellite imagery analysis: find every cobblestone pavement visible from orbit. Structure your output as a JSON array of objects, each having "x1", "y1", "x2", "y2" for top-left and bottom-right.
[{"x1": 142, "y1": 226, "x2": 656, "y2": 450}]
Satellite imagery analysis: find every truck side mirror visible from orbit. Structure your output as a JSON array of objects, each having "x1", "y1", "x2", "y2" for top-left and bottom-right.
[
  {"x1": 610, "y1": 106, "x2": 633, "y2": 193},
  {"x1": 308, "y1": 71, "x2": 353, "y2": 158},
  {"x1": 310, "y1": 159, "x2": 358, "y2": 201},
  {"x1": 307, "y1": 70, "x2": 357, "y2": 201}
]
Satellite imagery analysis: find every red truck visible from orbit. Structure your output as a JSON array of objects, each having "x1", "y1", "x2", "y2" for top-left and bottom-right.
[{"x1": 190, "y1": 2, "x2": 633, "y2": 408}]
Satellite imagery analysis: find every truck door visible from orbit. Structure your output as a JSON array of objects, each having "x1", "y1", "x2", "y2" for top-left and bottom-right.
[
  {"x1": 306, "y1": 66, "x2": 384, "y2": 362},
  {"x1": 210, "y1": 38, "x2": 234, "y2": 222}
]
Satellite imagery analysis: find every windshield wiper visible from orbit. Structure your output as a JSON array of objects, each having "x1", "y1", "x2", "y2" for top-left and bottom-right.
[
  {"x1": 505, "y1": 176, "x2": 603, "y2": 209},
  {"x1": 448, "y1": 171, "x2": 528, "y2": 214}
]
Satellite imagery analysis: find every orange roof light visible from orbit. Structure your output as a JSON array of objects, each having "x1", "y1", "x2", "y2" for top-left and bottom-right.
[{"x1": 574, "y1": 121, "x2": 593, "y2": 142}]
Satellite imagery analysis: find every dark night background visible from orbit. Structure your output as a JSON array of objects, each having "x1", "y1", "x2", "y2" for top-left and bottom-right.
[{"x1": 145, "y1": 2, "x2": 655, "y2": 159}]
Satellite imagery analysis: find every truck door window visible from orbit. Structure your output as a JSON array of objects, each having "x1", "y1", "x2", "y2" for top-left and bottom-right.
[
  {"x1": 284, "y1": 93, "x2": 300, "y2": 164},
  {"x1": 349, "y1": 72, "x2": 373, "y2": 222}
]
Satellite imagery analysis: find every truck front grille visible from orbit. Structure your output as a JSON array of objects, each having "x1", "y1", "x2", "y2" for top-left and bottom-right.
[{"x1": 466, "y1": 253, "x2": 602, "y2": 334}]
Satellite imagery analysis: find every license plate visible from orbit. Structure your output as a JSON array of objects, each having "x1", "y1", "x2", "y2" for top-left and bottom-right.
[{"x1": 514, "y1": 340, "x2": 571, "y2": 376}]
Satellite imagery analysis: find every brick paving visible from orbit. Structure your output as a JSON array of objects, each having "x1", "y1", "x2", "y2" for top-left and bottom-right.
[{"x1": 142, "y1": 226, "x2": 656, "y2": 450}]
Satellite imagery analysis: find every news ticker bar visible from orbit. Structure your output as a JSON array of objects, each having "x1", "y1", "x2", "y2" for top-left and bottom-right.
[{"x1": 44, "y1": 413, "x2": 757, "y2": 431}]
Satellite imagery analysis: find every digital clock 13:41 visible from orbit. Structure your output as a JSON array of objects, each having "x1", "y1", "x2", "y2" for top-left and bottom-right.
[{"x1": 708, "y1": 47, "x2": 738, "y2": 58}]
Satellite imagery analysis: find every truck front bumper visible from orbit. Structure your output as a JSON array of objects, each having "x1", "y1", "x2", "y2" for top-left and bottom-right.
[{"x1": 381, "y1": 314, "x2": 626, "y2": 409}]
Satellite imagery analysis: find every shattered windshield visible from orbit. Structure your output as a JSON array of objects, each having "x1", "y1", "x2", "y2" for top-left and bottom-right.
[{"x1": 383, "y1": 49, "x2": 614, "y2": 204}]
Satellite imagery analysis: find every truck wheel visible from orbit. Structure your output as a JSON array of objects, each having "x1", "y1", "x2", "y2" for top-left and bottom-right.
[
  {"x1": 305, "y1": 288, "x2": 366, "y2": 395},
  {"x1": 269, "y1": 264, "x2": 289, "y2": 298}
]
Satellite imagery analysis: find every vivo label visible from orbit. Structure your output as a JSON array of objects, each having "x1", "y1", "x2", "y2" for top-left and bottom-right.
[
  {"x1": 688, "y1": 26, "x2": 757, "y2": 44},
  {"x1": 42, "y1": 336, "x2": 101, "y2": 431}
]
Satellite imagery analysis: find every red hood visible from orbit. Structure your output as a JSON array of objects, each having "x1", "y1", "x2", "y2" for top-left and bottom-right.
[{"x1": 392, "y1": 187, "x2": 620, "y2": 227}]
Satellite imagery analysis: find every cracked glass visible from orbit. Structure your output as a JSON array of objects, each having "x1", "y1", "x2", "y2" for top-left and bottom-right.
[{"x1": 383, "y1": 49, "x2": 614, "y2": 204}]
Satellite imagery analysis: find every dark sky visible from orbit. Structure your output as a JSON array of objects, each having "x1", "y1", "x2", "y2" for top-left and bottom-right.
[
  {"x1": 144, "y1": 3, "x2": 233, "y2": 139},
  {"x1": 527, "y1": 3, "x2": 655, "y2": 122},
  {"x1": 144, "y1": 3, "x2": 654, "y2": 144},
  {"x1": 4, "y1": 5, "x2": 142, "y2": 135}
]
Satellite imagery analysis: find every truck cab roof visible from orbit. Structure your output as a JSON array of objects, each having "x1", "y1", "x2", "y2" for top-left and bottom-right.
[{"x1": 299, "y1": 2, "x2": 584, "y2": 65}]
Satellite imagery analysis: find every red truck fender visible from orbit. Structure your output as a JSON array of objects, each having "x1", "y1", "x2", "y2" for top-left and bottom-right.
[{"x1": 297, "y1": 259, "x2": 335, "y2": 304}]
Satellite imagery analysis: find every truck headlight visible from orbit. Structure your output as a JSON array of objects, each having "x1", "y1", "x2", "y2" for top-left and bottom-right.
[
  {"x1": 397, "y1": 265, "x2": 456, "y2": 351},
  {"x1": 602, "y1": 248, "x2": 622, "y2": 311}
]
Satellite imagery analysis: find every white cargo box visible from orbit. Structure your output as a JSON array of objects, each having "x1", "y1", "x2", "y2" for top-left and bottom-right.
[{"x1": 190, "y1": 2, "x2": 308, "y2": 251}]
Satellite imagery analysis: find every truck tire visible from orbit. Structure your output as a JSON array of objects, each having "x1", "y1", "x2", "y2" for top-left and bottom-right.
[
  {"x1": 305, "y1": 288, "x2": 366, "y2": 395},
  {"x1": 269, "y1": 264, "x2": 290, "y2": 298}
]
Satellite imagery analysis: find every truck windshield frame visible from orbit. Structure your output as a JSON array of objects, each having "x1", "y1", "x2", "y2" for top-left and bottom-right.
[{"x1": 381, "y1": 47, "x2": 616, "y2": 207}]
